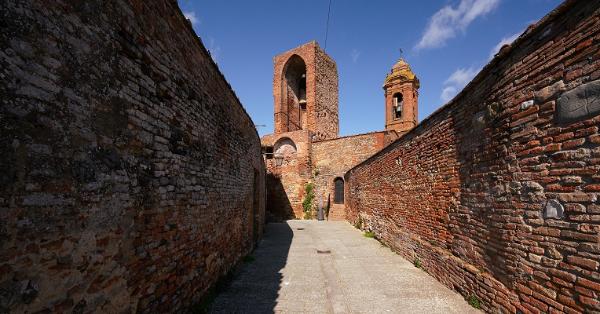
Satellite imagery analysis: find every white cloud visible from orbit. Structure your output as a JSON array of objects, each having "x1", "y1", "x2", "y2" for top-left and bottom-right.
[
  {"x1": 489, "y1": 31, "x2": 521, "y2": 59},
  {"x1": 208, "y1": 37, "x2": 221, "y2": 63},
  {"x1": 184, "y1": 11, "x2": 199, "y2": 25},
  {"x1": 350, "y1": 49, "x2": 361, "y2": 63},
  {"x1": 441, "y1": 86, "x2": 458, "y2": 103},
  {"x1": 444, "y1": 67, "x2": 479, "y2": 87},
  {"x1": 415, "y1": 0, "x2": 500, "y2": 50},
  {"x1": 440, "y1": 67, "x2": 480, "y2": 102}
]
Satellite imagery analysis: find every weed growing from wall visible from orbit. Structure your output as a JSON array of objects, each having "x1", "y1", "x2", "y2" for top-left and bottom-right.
[
  {"x1": 302, "y1": 182, "x2": 315, "y2": 219},
  {"x1": 413, "y1": 257, "x2": 422, "y2": 268},
  {"x1": 467, "y1": 295, "x2": 481, "y2": 309}
]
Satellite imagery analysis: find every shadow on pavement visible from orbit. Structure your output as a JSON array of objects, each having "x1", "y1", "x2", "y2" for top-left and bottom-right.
[{"x1": 209, "y1": 222, "x2": 293, "y2": 313}]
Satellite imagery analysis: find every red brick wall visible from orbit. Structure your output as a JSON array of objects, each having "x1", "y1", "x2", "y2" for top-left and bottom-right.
[
  {"x1": 0, "y1": 1, "x2": 265, "y2": 312},
  {"x1": 273, "y1": 41, "x2": 339, "y2": 140},
  {"x1": 384, "y1": 81, "x2": 419, "y2": 133},
  {"x1": 264, "y1": 130, "x2": 312, "y2": 220},
  {"x1": 312, "y1": 132, "x2": 387, "y2": 210},
  {"x1": 314, "y1": 47, "x2": 339, "y2": 140},
  {"x1": 346, "y1": 1, "x2": 600, "y2": 312}
]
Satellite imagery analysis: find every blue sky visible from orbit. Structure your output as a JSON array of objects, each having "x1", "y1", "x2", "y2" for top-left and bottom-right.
[{"x1": 177, "y1": 0, "x2": 562, "y2": 137}]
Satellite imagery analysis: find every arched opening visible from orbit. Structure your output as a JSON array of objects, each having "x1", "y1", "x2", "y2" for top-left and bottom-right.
[
  {"x1": 334, "y1": 177, "x2": 344, "y2": 204},
  {"x1": 273, "y1": 137, "x2": 297, "y2": 166},
  {"x1": 282, "y1": 55, "x2": 307, "y2": 131},
  {"x1": 274, "y1": 137, "x2": 297, "y2": 155},
  {"x1": 393, "y1": 93, "x2": 403, "y2": 119}
]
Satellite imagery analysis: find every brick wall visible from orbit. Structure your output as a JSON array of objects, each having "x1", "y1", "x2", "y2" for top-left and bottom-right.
[
  {"x1": 263, "y1": 130, "x2": 312, "y2": 220},
  {"x1": 0, "y1": 0, "x2": 265, "y2": 312},
  {"x1": 263, "y1": 129, "x2": 397, "y2": 221},
  {"x1": 346, "y1": 1, "x2": 600, "y2": 312},
  {"x1": 312, "y1": 132, "x2": 387, "y2": 211},
  {"x1": 273, "y1": 41, "x2": 339, "y2": 141},
  {"x1": 314, "y1": 46, "x2": 339, "y2": 140}
]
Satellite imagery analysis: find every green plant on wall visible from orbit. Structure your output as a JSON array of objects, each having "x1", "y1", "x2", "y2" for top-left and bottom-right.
[
  {"x1": 354, "y1": 216, "x2": 363, "y2": 229},
  {"x1": 467, "y1": 295, "x2": 481, "y2": 309},
  {"x1": 302, "y1": 182, "x2": 315, "y2": 219},
  {"x1": 413, "y1": 257, "x2": 422, "y2": 268}
]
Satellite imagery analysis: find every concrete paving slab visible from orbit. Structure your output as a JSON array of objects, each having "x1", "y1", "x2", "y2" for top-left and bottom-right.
[{"x1": 210, "y1": 220, "x2": 479, "y2": 314}]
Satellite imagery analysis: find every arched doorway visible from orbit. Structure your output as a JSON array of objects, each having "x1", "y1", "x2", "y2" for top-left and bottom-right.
[{"x1": 334, "y1": 177, "x2": 344, "y2": 204}]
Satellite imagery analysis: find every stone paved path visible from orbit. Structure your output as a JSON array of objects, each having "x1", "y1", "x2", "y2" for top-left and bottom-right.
[{"x1": 210, "y1": 220, "x2": 478, "y2": 314}]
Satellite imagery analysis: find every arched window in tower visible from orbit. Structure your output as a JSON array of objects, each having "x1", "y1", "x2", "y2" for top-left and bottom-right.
[
  {"x1": 334, "y1": 177, "x2": 344, "y2": 204},
  {"x1": 283, "y1": 55, "x2": 307, "y2": 131},
  {"x1": 393, "y1": 93, "x2": 403, "y2": 119}
]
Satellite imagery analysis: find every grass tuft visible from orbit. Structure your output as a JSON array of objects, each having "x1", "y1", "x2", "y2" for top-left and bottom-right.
[
  {"x1": 467, "y1": 295, "x2": 481, "y2": 309},
  {"x1": 363, "y1": 231, "x2": 375, "y2": 238},
  {"x1": 413, "y1": 257, "x2": 422, "y2": 268}
]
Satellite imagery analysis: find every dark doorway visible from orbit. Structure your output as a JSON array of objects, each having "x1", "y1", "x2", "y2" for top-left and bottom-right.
[{"x1": 334, "y1": 177, "x2": 344, "y2": 204}]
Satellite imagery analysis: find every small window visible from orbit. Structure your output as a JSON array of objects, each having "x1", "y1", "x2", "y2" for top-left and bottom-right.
[
  {"x1": 393, "y1": 93, "x2": 403, "y2": 119},
  {"x1": 263, "y1": 146, "x2": 274, "y2": 159}
]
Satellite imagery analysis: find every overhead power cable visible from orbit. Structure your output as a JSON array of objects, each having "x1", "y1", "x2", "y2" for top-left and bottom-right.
[{"x1": 324, "y1": 0, "x2": 333, "y2": 50}]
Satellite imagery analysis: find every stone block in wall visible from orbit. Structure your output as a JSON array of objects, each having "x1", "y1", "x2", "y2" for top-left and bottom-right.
[
  {"x1": 543, "y1": 199, "x2": 564, "y2": 219},
  {"x1": 556, "y1": 79, "x2": 600, "y2": 123}
]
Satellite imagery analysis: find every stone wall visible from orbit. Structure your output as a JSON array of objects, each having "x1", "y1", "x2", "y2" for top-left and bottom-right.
[
  {"x1": 0, "y1": 0, "x2": 265, "y2": 313},
  {"x1": 345, "y1": 1, "x2": 600, "y2": 312}
]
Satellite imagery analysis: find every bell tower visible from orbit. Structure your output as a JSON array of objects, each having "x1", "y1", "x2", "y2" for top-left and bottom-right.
[
  {"x1": 272, "y1": 41, "x2": 339, "y2": 141},
  {"x1": 383, "y1": 58, "x2": 419, "y2": 134}
]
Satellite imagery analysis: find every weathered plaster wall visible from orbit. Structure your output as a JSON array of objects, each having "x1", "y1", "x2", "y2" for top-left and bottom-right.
[
  {"x1": 0, "y1": 0, "x2": 265, "y2": 312},
  {"x1": 346, "y1": 1, "x2": 600, "y2": 312}
]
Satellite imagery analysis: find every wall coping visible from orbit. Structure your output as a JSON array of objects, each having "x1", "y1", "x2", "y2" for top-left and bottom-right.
[
  {"x1": 345, "y1": 0, "x2": 579, "y2": 179},
  {"x1": 175, "y1": 2, "x2": 261, "y2": 141}
]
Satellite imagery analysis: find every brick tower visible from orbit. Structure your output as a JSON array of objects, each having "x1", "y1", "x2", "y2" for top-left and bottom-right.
[
  {"x1": 383, "y1": 58, "x2": 419, "y2": 134},
  {"x1": 273, "y1": 41, "x2": 339, "y2": 141}
]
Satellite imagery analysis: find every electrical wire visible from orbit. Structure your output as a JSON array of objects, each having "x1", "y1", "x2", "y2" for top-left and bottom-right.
[{"x1": 324, "y1": 0, "x2": 333, "y2": 50}]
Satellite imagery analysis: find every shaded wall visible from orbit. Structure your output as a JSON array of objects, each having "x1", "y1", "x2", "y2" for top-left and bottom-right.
[
  {"x1": 346, "y1": 1, "x2": 600, "y2": 312},
  {"x1": 0, "y1": 0, "x2": 265, "y2": 312},
  {"x1": 264, "y1": 131, "x2": 312, "y2": 220}
]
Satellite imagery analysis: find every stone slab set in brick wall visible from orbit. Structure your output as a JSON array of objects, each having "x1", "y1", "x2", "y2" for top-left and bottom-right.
[
  {"x1": 0, "y1": 0, "x2": 265, "y2": 312},
  {"x1": 345, "y1": 1, "x2": 600, "y2": 312}
]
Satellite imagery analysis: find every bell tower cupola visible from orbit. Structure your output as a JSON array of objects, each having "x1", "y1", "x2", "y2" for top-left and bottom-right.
[{"x1": 383, "y1": 58, "x2": 419, "y2": 134}]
